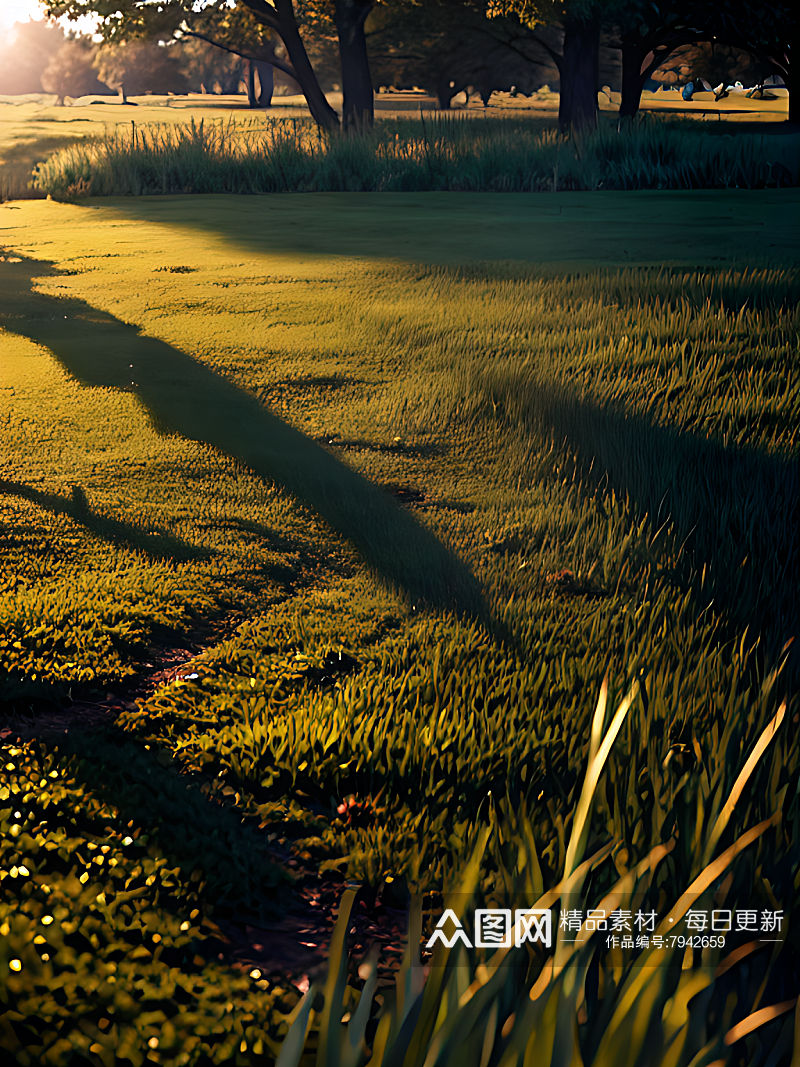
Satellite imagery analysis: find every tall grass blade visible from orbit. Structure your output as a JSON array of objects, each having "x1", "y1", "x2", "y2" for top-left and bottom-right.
[
  {"x1": 277, "y1": 987, "x2": 318, "y2": 1067},
  {"x1": 318, "y1": 886, "x2": 360, "y2": 1067},
  {"x1": 563, "y1": 679, "x2": 639, "y2": 881},
  {"x1": 702, "y1": 701, "x2": 786, "y2": 865}
]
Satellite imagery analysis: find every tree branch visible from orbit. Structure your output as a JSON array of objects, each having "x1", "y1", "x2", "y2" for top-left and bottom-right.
[
  {"x1": 180, "y1": 30, "x2": 297, "y2": 81},
  {"x1": 485, "y1": 22, "x2": 563, "y2": 67},
  {"x1": 356, "y1": 2, "x2": 375, "y2": 31},
  {"x1": 484, "y1": 29, "x2": 563, "y2": 71},
  {"x1": 526, "y1": 31, "x2": 562, "y2": 65}
]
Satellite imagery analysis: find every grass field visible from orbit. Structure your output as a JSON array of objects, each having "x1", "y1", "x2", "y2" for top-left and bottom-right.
[{"x1": 1, "y1": 174, "x2": 799, "y2": 1064}]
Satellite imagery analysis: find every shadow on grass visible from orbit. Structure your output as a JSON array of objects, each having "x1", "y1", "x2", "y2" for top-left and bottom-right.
[
  {"x1": 491, "y1": 373, "x2": 799, "y2": 652},
  {"x1": 0, "y1": 478, "x2": 210, "y2": 561},
  {"x1": 0, "y1": 254, "x2": 486, "y2": 620},
  {"x1": 43, "y1": 726, "x2": 293, "y2": 925},
  {"x1": 87, "y1": 188, "x2": 800, "y2": 270}
]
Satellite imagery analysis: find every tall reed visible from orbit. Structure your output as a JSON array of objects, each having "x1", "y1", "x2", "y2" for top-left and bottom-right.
[{"x1": 34, "y1": 115, "x2": 798, "y2": 198}]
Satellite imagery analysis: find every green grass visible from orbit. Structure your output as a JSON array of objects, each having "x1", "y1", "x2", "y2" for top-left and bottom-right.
[
  {"x1": 276, "y1": 693, "x2": 795, "y2": 1067},
  {"x1": 0, "y1": 735, "x2": 298, "y2": 1066},
  {"x1": 0, "y1": 193, "x2": 798, "y2": 1063},
  {"x1": 33, "y1": 114, "x2": 800, "y2": 197}
]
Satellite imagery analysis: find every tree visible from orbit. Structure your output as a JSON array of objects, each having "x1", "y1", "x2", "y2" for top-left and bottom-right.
[
  {"x1": 482, "y1": 0, "x2": 795, "y2": 130},
  {"x1": 48, "y1": 0, "x2": 343, "y2": 129},
  {"x1": 174, "y1": 35, "x2": 248, "y2": 95},
  {"x1": 49, "y1": 0, "x2": 382, "y2": 129},
  {"x1": 648, "y1": 41, "x2": 777, "y2": 93},
  {"x1": 367, "y1": 0, "x2": 554, "y2": 108},
  {"x1": 710, "y1": 0, "x2": 796, "y2": 123},
  {"x1": 483, "y1": 0, "x2": 609, "y2": 131},
  {"x1": 333, "y1": 0, "x2": 376, "y2": 126},
  {"x1": 174, "y1": 2, "x2": 289, "y2": 106},
  {"x1": 608, "y1": 0, "x2": 795, "y2": 122},
  {"x1": 40, "y1": 36, "x2": 108, "y2": 104},
  {"x1": 92, "y1": 43, "x2": 129, "y2": 102},
  {"x1": 238, "y1": 0, "x2": 377, "y2": 127},
  {"x1": 0, "y1": 18, "x2": 65, "y2": 96},
  {"x1": 612, "y1": 3, "x2": 712, "y2": 120},
  {"x1": 92, "y1": 40, "x2": 190, "y2": 102}
]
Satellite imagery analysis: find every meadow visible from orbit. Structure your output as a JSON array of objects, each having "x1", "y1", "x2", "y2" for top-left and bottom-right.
[{"x1": 0, "y1": 110, "x2": 799, "y2": 1066}]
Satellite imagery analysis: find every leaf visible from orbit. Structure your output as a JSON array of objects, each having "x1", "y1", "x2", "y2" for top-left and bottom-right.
[
  {"x1": 342, "y1": 944, "x2": 381, "y2": 1067},
  {"x1": 724, "y1": 997, "x2": 798, "y2": 1045},
  {"x1": 276, "y1": 987, "x2": 317, "y2": 1067}
]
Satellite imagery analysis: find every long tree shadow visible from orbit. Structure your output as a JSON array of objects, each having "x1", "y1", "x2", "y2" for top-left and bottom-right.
[
  {"x1": 87, "y1": 190, "x2": 800, "y2": 269},
  {"x1": 0, "y1": 479, "x2": 209, "y2": 561},
  {"x1": 0, "y1": 254, "x2": 486, "y2": 620},
  {"x1": 498, "y1": 373, "x2": 799, "y2": 656}
]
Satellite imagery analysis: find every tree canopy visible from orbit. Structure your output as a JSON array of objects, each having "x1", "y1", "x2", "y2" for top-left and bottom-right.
[{"x1": 47, "y1": 0, "x2": 796, "y2": 130}]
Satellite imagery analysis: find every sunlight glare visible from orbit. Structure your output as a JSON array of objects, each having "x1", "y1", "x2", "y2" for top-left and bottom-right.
[
  {"x1": 0, "y1": 1, "x2": 100, "y2": 37},
  {"x1": 0, "y1": 1, "x2": 48, "y2": 33}
]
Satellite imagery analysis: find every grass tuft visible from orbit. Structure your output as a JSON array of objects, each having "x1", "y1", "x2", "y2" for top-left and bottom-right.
[{"x1": 33, "y1": 115, "x2": 799, "y2": 198}]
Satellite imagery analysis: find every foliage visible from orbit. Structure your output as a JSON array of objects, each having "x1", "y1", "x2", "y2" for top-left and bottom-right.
[
  {"x1": 172, "y1": 37, "x2": 248, "y2": 96},
  {"x1": 33, "y1": 113, "x2": 800, "y2": 197},
  {"x1": 46, "y1": 0, "x2": 342, "y2": 128},
  {"x1": 40, "y1": 37, "x2": 108, "y2": 105},
  {"x1": 93, "y1": 40, "x2": 191, "y2": 100},
  {"x1": 649, "y1": 41, "x2": 779, "y2": 90},
  {"x1": 366, "y1": 0, "x2": 546, "y2": 107}
]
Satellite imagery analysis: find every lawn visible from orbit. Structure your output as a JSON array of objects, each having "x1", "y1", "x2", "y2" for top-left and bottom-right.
[{"x1": 1, "y1": 180, "x2": 799, "y2": 1065}]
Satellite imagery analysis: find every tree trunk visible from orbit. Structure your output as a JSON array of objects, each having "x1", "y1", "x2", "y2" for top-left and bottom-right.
[
  {"x1": 267, "y1": 0, "x2": 340, "y2": 130},
  {"x1": 557, "y1": 17, "x2": 600, "y2": 133},
  {"x1": 619, "y1": 41, "x2": 649, "y2": 120},
  {"x1": 335, "y1": 0, "x2": 375, "y2": 130},
  {"x1": 787, "y1": 23, "x2": 798, "y2": 124},
  {"x1": 436, "y1": 78, "x2": 454, "y2": 110},
  {"x1": 256, "y1": 61, "x2": 274, "y2": 107},
  {"x1": 619, "y1": 38, "x2": 695, "y2": 122},
  {"x1": 245, "y1": 59, "x2": 258, "y2": 107}
]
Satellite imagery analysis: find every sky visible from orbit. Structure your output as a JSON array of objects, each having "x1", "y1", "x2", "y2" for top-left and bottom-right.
[
  {"x1": 0, "y1": 0, "x2": 99, "y2": 36},
  {"x1": 0, "y1": 1, "x2": 47, "y2": 33}
]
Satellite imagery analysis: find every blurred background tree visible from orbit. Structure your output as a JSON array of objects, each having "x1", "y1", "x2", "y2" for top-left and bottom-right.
[
  {"x1": 40, "y1": 35, "x2": 107, "y2": 104},
  {"x1": 174, "y1": 36, "x2": 248, "y2": 96},
  {"x1": 649, "y1": 41, "x2": 778, "y2": 92},
  {"x1": 93, "y1": 40, "x2": 190, "y2": 103},
  {"x1": 48, "y1": 0, "x2": 340, "y2": 127},
  {"x1": 0, "y1": 17, "x2": 65, "y2": 95},
  {"x1": 366, "y1": 0, "x2": 556, "y2": 108}
]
